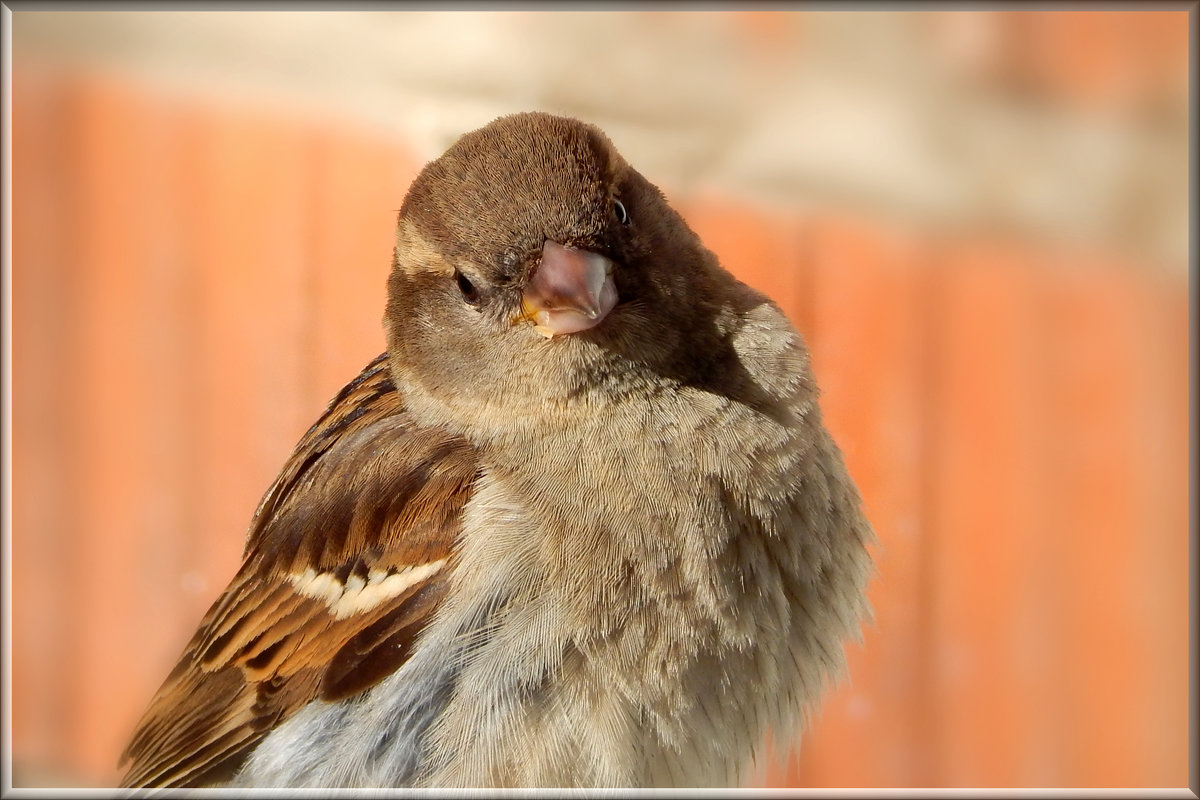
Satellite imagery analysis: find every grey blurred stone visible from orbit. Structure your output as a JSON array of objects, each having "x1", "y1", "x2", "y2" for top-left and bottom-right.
[{"x1": 12, "y1": 9, "x2": 1187, "y2": 274}]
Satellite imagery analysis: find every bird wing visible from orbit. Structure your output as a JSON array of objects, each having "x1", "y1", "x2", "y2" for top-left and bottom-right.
[{"x1": 118, "y1": 354, "x2": 479, "y2": 788}]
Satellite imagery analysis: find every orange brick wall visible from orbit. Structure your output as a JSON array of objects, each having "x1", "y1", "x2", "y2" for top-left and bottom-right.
[{"x1": 9, "y1": 10, "x2": 1190, "y2": 789}]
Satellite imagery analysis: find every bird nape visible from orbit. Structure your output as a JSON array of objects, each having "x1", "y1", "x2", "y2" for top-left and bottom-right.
[{"x1": 118, "y1": 111, "x2": 875, "y2": 789}]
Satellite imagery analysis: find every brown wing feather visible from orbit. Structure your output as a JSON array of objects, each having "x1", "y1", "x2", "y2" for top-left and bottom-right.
[{"x1": 118, "y1": 354, "x2": 479, "y2": 788}]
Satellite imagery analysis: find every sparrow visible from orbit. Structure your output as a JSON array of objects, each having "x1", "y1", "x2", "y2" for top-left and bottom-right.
[{"x1": 118, "y1": 111, "x2": 875, "y2": 789}]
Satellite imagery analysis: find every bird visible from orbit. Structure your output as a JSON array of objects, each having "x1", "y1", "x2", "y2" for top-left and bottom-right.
[{"x1": 117, "y1": 111, "x2": 875, "y2": 789}]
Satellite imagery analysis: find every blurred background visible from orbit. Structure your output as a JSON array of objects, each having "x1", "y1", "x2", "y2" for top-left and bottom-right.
[{"x1": 8, "y1": 8, "x2": 1191, "y2": 790}]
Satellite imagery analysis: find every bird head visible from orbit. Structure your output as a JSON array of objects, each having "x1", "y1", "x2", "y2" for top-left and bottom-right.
[{"x1": 385, "y1": 112, "x2": 740, "y2": 437}]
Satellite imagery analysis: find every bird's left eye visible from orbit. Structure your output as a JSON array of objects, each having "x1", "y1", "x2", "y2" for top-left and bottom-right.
[{"x1": 613, "y1": 199, "x2": 630, "y2": 225}]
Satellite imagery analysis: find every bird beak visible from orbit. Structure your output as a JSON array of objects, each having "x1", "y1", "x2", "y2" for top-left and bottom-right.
[{"x1": 520, "y1": 240, "x2": 618, "y2": 338}]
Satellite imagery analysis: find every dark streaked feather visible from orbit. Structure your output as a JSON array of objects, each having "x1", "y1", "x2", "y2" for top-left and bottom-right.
[{"x1": 118, "y1": 355, "x2": 479, "y2": 788}]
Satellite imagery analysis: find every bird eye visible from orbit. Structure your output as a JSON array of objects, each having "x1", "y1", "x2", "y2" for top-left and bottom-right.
[
  {"x1": 613, "y1": 198, "x2": 630, "y2": 225},
  {"x1": 454, "y1": 270, "x2": 481, "y2": 306}
]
